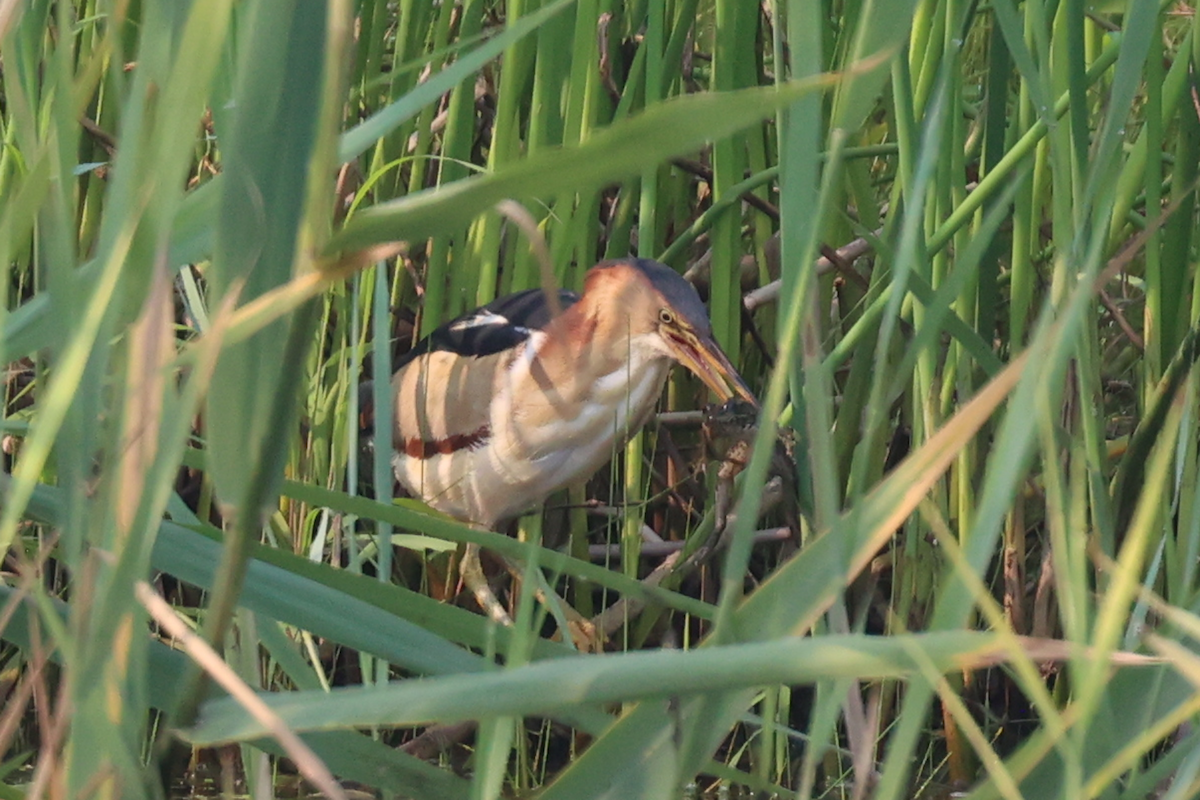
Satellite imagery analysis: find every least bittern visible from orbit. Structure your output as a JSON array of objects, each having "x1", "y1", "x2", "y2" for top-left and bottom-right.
[{"x1": 380, "y1": 257, "x2": 757, "y2": 627}]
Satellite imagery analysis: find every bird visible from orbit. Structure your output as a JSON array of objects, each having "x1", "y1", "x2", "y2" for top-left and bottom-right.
[{"x1": 376, "y1": 257, "x2": 758, "y2": 630}]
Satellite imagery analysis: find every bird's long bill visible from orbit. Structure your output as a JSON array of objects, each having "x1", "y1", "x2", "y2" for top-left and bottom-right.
[{"x1": 668, "y1": 332, "x2": 758, "y2": 406}]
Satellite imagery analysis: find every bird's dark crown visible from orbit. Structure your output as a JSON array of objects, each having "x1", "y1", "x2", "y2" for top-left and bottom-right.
[{"x1": 590, "y1": 258, "x2": 713, "y2": 335}]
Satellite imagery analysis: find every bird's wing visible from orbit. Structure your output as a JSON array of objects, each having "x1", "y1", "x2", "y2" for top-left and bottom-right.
[
  {"x1": 358, "y1": 288, "x2": 580, "y2": 438},
  {"x1": 396, "y1": 287, "x2": 581, "y2": 367}
]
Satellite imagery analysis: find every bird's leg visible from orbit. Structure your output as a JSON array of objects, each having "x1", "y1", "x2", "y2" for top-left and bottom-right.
[
  {"x1": 712, "y1": 444, "x2": 748, "y2": 533},
  {"x1": 690, "y1": 438, "x2": 751, "y2": 565},
  {"x1": 460, "y1": 538, "x2": 600, "y2": 651},
  {"x1": 699, "y1": 400, "x2": 757, "y2": 561},
  {"x1": 460, "y1": 542, "x2": 514, "y2": 626},
  {"x1": 697, "y1": 398, "x2": 804, "y2": 564},
  {"x1": 494, "y1": 556, "x2": 601, "y2": 652}
]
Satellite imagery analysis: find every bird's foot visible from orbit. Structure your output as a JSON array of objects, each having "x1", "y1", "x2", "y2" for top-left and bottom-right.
[
  {"x1": 561, "y1": 613, "x2": 603, "y2": 653},
  {"x1": 461, "y1": 543, "x2": 514, "y2": 625}
]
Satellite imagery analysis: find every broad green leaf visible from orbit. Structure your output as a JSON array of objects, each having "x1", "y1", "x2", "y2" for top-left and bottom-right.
[
  {"x1": 206, "y1": 1, "x2": 327, "y2": 512},
  {"x1": 829, "y1": 0, "x2": 921, "y2": 132},
  {"x1": 187, "y1": 631, "x2": 1013, "y2": 744},
  {"x1": 326, "y1": 77, "x2": 843, "y2": 256}
]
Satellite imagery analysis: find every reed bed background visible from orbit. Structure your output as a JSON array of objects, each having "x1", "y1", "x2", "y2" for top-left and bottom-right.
[{"x1": 2, "y1": 0, "x2": 1200, "y2": 798}]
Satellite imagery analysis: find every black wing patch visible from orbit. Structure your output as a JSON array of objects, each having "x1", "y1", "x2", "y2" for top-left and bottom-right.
[{"x1": 396, "y1": 287, "x2": 580, "y2": 368}]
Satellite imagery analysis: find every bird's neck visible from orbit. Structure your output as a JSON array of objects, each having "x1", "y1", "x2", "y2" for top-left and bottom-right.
[{"x1": 539, "y1": 303, "x2": 668, "y2": 406}]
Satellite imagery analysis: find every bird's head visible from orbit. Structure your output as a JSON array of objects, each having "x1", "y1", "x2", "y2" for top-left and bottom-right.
[{"x1": 584, "y1": 258, "x2": 758, "y2": 407}]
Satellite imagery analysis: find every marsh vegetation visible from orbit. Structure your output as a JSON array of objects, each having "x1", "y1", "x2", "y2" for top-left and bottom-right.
[{"x1": 3, "y1": 1, "x2": 1200, "y2": 798}]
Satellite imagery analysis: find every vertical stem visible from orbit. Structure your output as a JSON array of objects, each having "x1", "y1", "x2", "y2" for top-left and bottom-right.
[
  {"x1": 623, "y1": 0, "x2": 665, "y2": 580},
  {"x1": 371, "y1": 262, "x2": 394, "y2": 686},
  {"x1": 708, "y1": 0, "x2": 748, "y2": 359}
]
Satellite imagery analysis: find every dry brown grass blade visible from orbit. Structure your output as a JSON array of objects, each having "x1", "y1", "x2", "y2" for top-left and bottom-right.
[
  {"x1": 495, "y1": 198, "x2": 563, "y2": 319},
  {"x1": 950, "y1": 636, "x2": 1160, "y2": 671},
  {"x1": 115, "y1": 264, "x2": 173, "y2": 534}
]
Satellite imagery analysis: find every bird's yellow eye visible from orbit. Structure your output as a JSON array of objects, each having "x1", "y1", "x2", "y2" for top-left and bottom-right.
[{"x1": 658, "y1": 308, "x2": 675, "y2": 325}]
